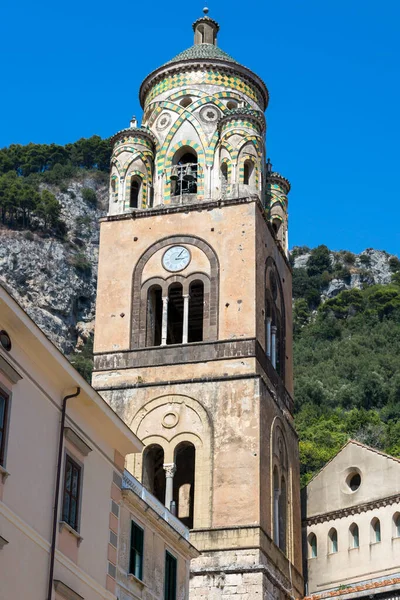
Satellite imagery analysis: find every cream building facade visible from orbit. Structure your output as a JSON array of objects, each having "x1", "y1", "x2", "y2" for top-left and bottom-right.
[
  {"x1": 93, "y1": 10, "x2": 303, "y2": 600},
  {"x1": 0, "y1": 284, "x2": 197, "y2": 600},
  {"x1": 303, "y1": 440, "x2": 400, "y2": 600}
]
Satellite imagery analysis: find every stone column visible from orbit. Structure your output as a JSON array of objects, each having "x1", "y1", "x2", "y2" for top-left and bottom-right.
[
  {"x1": 182, "y1": 294, "x2": 190, "y2": 344},
  {"x1": 161, "y1": 296, "x2": 169, "y2": 346},
  {"x1": 271, "y1": 325, "x2": 277, "y2": 368},
  {"x1": 266, "y1": 317, "x2": 272, "y2": 358},
  {"x1": 163, "y1": 463, "x2": 176, "y2": 510}
]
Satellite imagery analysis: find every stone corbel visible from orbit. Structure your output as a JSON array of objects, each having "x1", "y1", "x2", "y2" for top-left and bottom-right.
[
  {"x1": 64, "y1": 428, "x2": 92, "y2": 456},
  {"x1": 54, "y1": 580, "x2": 84, "y2": 600}
]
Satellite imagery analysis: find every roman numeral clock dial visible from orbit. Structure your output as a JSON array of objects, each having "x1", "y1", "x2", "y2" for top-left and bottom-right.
[{"x1": 162, "y1": 246, "x2": 191, "y2": 272}]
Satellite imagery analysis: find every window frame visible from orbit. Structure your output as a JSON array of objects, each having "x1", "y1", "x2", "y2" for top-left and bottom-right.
[
  {"x1": 129, "y1": 520, "x2": 144, "y2": 581},
  {"x1": 61, "y1": 453, "x2": 83, "y2": 532},
  {"x1": 164, "y1": 550, "x2": 177, "y2": 600},
  {"x1": 0, "y1": 387, "x2": 10, "y2": 468}
]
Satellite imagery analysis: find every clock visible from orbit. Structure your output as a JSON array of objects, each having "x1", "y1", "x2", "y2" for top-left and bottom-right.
[{"x1": 162, "y1": 246, "x2": 191, "y2": 272}]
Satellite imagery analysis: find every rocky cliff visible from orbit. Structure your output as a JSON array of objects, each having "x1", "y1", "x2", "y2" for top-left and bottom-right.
[{"x1": 0, "y1": 174, "x2": 107, "y2": 354}]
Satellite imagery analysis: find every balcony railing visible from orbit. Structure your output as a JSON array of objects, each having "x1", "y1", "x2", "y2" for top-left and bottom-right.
[{"x1": 122, "y1": 470, "x2": 190, "y2": 540}]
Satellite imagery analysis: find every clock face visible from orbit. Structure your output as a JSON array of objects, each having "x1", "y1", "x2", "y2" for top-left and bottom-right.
[{"x1": 162, "y1": 246, "x2": 191, "y2": 272}]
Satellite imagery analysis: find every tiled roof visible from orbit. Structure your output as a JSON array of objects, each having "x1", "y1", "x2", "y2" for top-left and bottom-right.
[{"x1": 165, "y1": 43, "x2": 239, "y2": 66}]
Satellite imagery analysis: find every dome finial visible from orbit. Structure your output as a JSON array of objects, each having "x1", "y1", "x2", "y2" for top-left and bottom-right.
[{"x1": 203, "y1": 6, "x2": 209, "y2": 14}]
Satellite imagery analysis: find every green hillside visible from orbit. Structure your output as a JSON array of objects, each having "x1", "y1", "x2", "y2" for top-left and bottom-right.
[{"x1": 293, "y1": 247, "x2": 400, "y2": 486}]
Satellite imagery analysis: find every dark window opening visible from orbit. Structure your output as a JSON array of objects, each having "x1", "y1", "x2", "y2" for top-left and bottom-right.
[
  {"x1": 348, "y1": 473, "x2": 361, "y2": 491},
  {"x1": 147, "y1": 285, "x2": 163, "y2": 346},
  {"x1": 167, "y1": 283, "x2": 183, "y2": 344},
  {"x1": 279, "y1": 476, "x2": 287, "y2": 553},
  {"x1": 0, "y1": 390, "x2": 9, "y2": 467},
  {"x1": 188, "y1": 281, "x2": 204, "y2": 343},
  {"x1": 221, "y1": 162, "x2": 228, "y2": 183},
  {"x1": 243, "y1": 161, "x2": 252, "y2": 185},
  {"x1": 62, "y1": 455, "x2": 81, "y2": 531},
  {"x1": 276, "y1": 313, "x2": 282, "y2": 377},
  {"x1": 142, "y1": 444, "x2": 165, "y2": 504},
  {"x1": 173, "y1": 152, "x2": 198, "y2": 196},
  {"x1": 130, "y1": 179, "x2": 140, "y2": 208},
  {"x1": 165, "y1": 551, "x2": 177, "y2": 600},
  {"x1": 173, "y1": 442, "x2": 195, "y2": 529},
  {"x1": 130, "y1": 521, "x2": 144, "y2": 580}
]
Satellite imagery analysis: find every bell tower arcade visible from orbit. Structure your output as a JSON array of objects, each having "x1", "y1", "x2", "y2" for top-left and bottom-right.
[{"x1": 93, "y1": 10, "x2": 303, "y2": 600}]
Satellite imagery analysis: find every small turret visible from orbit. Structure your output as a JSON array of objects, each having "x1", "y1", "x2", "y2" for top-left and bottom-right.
[
  {"x1": 265, "y1": 161, "x2": 291, "y2": 255},
  {"x1": 193, "y1": 7, "x2": 219, "y2": 45}
]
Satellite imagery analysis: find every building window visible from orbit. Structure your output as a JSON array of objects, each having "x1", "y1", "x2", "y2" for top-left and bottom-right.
[
  {"x1": 164, "y1": 551, "x2": 177, "y2": 600},
  {"x1": 142, "y1": 444, "x2": 165, "y2": 504},
  {"x1": 0, "y1": 390, "x2": 9, "y2": 467},
  {"x1": 172, "y1": 151, "x2": 198, "y2": 197},
  {"x1": 129, "y1": 521, "x2": 144, "y2": 580},
  {"x1": 349, "y1": 523, "x2": 359, "y2": 548},
  {"x1": 394, "y1": 513, "x2": 400, "y2": 538},
  {"x1": 308, "y1": 533, "x2": 317, "y2": 558},
  {"x1": 188, "y1": 280, "x2": 204, "y2": 343},
  {"x1": 130, "y1": 177, "x2": 141, "y2": 208},
  {"x1": 146, "y1": 285, "x2": 163, "y2": 346},
  {"x1": 328, "y1": 528, "x2": 338, "y2": 553},
  {"x1": 173, "y1": 441, "x2": 196, "y2": 529},
  {"x1": 62, "y1": 455, "x2": 81, "y2": 531},
  {"x1": 371, "y1": 518, "x2": 381, "y2": 543}
]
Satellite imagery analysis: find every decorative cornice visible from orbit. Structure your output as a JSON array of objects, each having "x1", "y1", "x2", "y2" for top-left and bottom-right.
[
  {"x1": 304, "y1": 493, "x2": 400, "y2": 526},
  {"x1": 218, "y1": 108, "x2": 266, "y2": 132},
  {"x1": 267, "y1": 172, "x2": 291, "y2": 194},
  {"x1": 192, "y1": 15, "x2": 220, "y2": 32},
  {"x1": 110, "y1": 126, "x2": 157, "y2": 148},
  {"x1": 139, "y1": 61, "x2": 269, "y2": 110}
]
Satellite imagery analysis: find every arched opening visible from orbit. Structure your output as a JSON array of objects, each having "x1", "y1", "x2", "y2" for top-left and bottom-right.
[
  {"x1": 328, "y1": 528, "x2": 338, "y2": 553},
  {"x1": 371, "y1": 518, "x2": 381, "y2": 543},
  {"x1": 273, "y1": 467, "x2": 280, "y2": 546},
  {"x1": 243, "y1": 160, "x2": 253, "y2": 185},
  {"x1": 279, "y1": 475, "x2": 287, "y2": 553},
  {"x1": 173, "y1": 442, "x2": 195, "y2": 529},
  {"x1": 276, "y1": 312, "x2": 282, "y2": 377},
  {"x1": 308, "y1": 533, "x2": 317, "y2": 558},
  {"x1": 111, "y1": 177, "x2": 117, "y2": 202},
  {"x1": 130, "y1": 177, "x2": 141, "y2": 209},
  {"x1": 167, "y1": 283, "x2": 184, "y2": 345},
  {"x1": 349, "y1": 523, "x2": 359, "y2": 548},
  {"x1": 221, "y1": 162, "x2": 228, "y2": 184},
  {"x1": 146, "y1": 285, "x2": 162, "y2": 346},
  {"x1": 172, "y1": 150, "x2": 198, "y2": 197},
  {"x1": 142, "y1": 444, "x2": 165, "y2": 505},
  {"x1": 394, "y1": 513, "x2": 400, "y2": 538},
  {"x1": 272, "y1": 218, "x2": 281, "y2": 235},
  {"x1": 188, "y1": 280, "x2": 204, "y2": 343}
]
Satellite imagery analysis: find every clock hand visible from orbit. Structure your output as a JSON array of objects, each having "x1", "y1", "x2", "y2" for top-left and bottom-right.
[{"x1": 176, "y1": 249, "x2": 185, "y2": 258}]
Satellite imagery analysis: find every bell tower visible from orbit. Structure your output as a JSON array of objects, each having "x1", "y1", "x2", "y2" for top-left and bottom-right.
[{"x1": 93, "y1": 10, "x2": 303, "y2": 599}]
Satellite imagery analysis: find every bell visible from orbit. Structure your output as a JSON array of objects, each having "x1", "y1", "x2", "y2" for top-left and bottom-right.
[
  {"x1": 170, "y1": 166, "x2": 179, "y2": 181},
  {"x1": 183, "y1": 165, "x2": 196, "y2": 181}
]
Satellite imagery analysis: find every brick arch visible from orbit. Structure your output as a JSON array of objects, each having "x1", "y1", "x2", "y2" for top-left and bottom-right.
[{"x1": 130, "y1": 235, "x2": 219, "y2": 348}]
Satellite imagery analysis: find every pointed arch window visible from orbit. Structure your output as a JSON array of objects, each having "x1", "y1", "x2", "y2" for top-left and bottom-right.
[
  {"x1": 328, "y1": 528, "x2": 338, "y2": 553},
  {"x1": 308, "y1": 533, "x2": 317, "y2": 558},
  {"x1": 243, "y1": 160, "x2": 253, "y2": 185},
  {"x1": 130, "y1": 177, "x2": 141, "y2": 208},
  {"x1": 350, "y1": 523, "x2": 359, "y2": 549},
  {"x1": 371, "y1": 518, "x2": 381, "y2": 543}
]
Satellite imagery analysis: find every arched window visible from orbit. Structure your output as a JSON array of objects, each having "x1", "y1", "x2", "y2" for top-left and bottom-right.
[
  {"x1": 371, "y1": 518, "x2": 381, "y2": 543},
  {"x1": 173, "y1": 442, "x2": 195, "y2": 529},
  {"x1": 273, "y1": 467, "x2": 280, "y2": 545},
  {"x1": 308, "y1": 533, "x2": 317, "y2": 558},
  {"x1": 328, "y1": 528, "x2": 338, "y2": 553},
  {"x1": 279, "y1": 475, "x2": 287, "y2": 553},
  {"x1": 172, "y1": 151, "x2": 198, "y2": 197},
  {"x1": 142, "y1": 444, "x2": 165, "y2": 505},
  {"x1": 167, "y1": 283, "x2": 184, "y2": 345},
  {"x1": 221, "y1": 162, "x2": 228, "y2": 184},
  {"x1": 394, "y1": 513, "x2": 400, "y2": 538},
  {"x1": 349, "y1": 523, "x2": 359, "y2": 548},
  {"x1": 188, "y1": 280, "x2": 204, "y2": 343},
  {"x1": 146, "y1": 285, "x2": 163, "y2": 346},
  {"x1": 243, "y1": 160, "x2": 253, "y2": 185},
  {"x1": 111, "y1": 176, "x2": 118, "y2": 202},
  {"x1": 130, "y1": 177, "x2": 141, "y2": 208},
  {"x1": 265, "y1": 260, "x2": 286, "y2": 381}
]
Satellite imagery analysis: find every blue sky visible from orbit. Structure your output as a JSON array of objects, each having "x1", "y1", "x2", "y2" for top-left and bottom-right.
[{"x1": 1, "y1": 0, "x2": 399, "y2": 255}]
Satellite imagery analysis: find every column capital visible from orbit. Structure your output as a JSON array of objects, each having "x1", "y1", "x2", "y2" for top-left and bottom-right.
[
  {"x1": 163, "y1": 463, "x2": 176, "y2": 478},
  {"x1": 271, "y1": 325, "x2": 278, "y2": 334}
]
